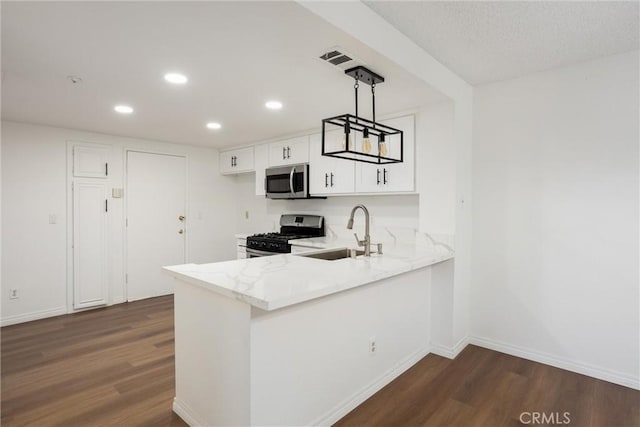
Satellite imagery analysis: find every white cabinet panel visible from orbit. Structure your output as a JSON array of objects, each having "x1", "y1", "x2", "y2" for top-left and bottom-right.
[
  {"x1": 237, "y1": 237, "x2": 247, "y2": 259},
  {"x1": 309, "y1": 132, "x2": 355, "y2": 195},
  {"x1": 254, "y1": 144, "x2": 269, "y2": 196},
  {"x1": 268, "y1": 136, "x2": 309, "y2": 166},
  {"x1": 220, "y1": 147, "x2": 254, "y2": 174},
  {"x1": 73, "y1": 144, "x2": 109, "y2": 178},
  {"x1": 355, "y1": 115, "x2": 415, "y2": 193},
  {"x1": 73, "y1": 180, "x2": 108, "y2": 309}
]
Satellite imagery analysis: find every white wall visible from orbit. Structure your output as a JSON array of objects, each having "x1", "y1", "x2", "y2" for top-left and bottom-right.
[
  {"x1": 471, "y1": 51, "x2": 639, "y2": 388},
  {"x1": 416, "y1": 101, "x2": 456, "y2": 235},
  {"x1": 1, "y1": 121, "x2": 237, "y2": 325}
]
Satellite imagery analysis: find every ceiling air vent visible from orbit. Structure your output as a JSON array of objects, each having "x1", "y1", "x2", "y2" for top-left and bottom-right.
[{"x1": 318, "y1": 47, "x2": 360, "y2": 71}]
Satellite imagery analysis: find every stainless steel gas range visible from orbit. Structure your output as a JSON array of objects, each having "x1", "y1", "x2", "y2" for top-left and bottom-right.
[{"x1": 245, "y1": 214, "x2": 324, "y2": 258}]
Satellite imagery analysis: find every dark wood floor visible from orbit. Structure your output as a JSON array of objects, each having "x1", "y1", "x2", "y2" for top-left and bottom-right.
[
  {"x1": 1, "y1": 296, "x2": 186, "y2": 426},
  {"x1": 2, "y1": 296, "x2": 638, "y2": 427}
]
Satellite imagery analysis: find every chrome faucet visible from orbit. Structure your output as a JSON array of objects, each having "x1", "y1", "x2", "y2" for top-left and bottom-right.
[{"x1": 347, "y1": 204, "x2": 372, "y2": 256}]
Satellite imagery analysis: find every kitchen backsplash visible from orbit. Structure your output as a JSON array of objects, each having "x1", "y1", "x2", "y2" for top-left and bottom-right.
[{"x1": 233, "y1": 173, "x2": 420, "y2": 235}]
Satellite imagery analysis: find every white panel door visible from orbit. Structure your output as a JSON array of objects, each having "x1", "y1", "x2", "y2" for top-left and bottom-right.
[
  {"x1": 254, "y1": 144, "x2": 269, "y2": 196},
  {"x1": 219, "y1": 147, "x2": 254, "y2": 175},
  {"x1": 126, "y1": 151, "x2": 186, "y2": 301},
  {"x1": 355, "y1": 115, "x2": 415, "y2": 193},
  {"x1": 309, "y1": 132, "x2": 355, "y2": 195},
  {"x1": 268, "y1": 136, "x2": 309, "y2": 166},
  {"x1": 73, "y1": 180, "x2": 108, "y2": 308},
  {"x1": 73, "y1": 144, "x2": 109, "y2": 178}
]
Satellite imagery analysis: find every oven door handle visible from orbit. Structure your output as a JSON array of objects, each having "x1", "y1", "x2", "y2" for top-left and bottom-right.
[
  {"x1": 246, "y1": 247, "x2": 279, "y2": 257},
  {"x1": 289, "y1": 166, "x2": 296, "y2": 194}
]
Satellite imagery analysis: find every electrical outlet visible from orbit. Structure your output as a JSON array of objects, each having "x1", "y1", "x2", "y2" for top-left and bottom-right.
[
  {"x1": 369, "y1": 337, "x2": 377, "y2": 355},
  {"x1": 9, "y1": 289, "x2": 18, "y2": 299}
]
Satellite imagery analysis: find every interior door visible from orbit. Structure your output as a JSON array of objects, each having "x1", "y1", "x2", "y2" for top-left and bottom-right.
[
  {"x1": 73, "y1": 180, "x2": 108, "y2": 308},
  {"x1": 126, "y1": 151, "x2": 186, "y2": 301}
]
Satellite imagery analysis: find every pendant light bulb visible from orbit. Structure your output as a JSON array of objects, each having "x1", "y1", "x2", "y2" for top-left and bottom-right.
[
  {"x1": 378, "y1": 133, "x2": 388, "y2": 157},
  {"x1": 362, "y1": 128, "x2": 372, "y2": 154},
  {"x1": 341, "y1": 122, "x2": 352, "y2": 151}
]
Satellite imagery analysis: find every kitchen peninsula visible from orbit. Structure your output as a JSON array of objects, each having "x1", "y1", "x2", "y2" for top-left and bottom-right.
[{"x1": 163, "y1": 234, "x2": 453, "y2": 426}]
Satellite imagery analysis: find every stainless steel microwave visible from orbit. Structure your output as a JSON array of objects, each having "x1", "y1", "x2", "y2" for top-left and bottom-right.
[{"x1": 265, "y1": 163, "x2": 310, "y2": 199}]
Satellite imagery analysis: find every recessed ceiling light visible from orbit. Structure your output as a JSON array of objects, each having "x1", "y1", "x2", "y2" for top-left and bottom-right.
[
  {"x1": 265, "y1": 100, "x2": 283, "y2": 110},
  {"x1": 114, "y1": 105, "x2": 133, "y2": 114},
  {"x1": 164, "y1": 73, "x2": 188, "y2": 84},
  {"x1": 206, "y1": 122, "x2": 222, "y2": 130}
]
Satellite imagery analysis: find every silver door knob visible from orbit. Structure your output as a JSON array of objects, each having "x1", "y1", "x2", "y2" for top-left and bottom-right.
[
  {"x1": 178, "y1": 229, "x2": 184, "y2": 234},
  {"x1": 178, "y1": 215, "x2": 185, "y2": 221}
]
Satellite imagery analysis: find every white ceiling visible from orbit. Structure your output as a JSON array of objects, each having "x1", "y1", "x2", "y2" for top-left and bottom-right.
[
  {"x1": 365, "y1": 1, "x2": 640, "y2": 85},
  {"x1": 1, "y1": 2, "x2": 446, "y2": 148},
  {"x1": 5, "y1": 2, "x2": 637, "y2": 148}
]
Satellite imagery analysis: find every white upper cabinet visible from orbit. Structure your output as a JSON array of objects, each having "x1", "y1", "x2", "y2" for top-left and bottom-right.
[
  {"x1": 355, "y1": 115, "x2": 415, "y2": 193},
  {"x1": 73, "y1": 144, "x2": 109, "y2": 178},
  {"x1": 254, "y1": 144, "x2": 269, "y2": 196},
  {"x1": 220, "y1": 147, "x2": 254, "y2": 175},
  {"x1": 309, "y1": 131, "x2": 355, "y2": 195},
  {"x1": 268, "y1": 136, "x2": 309, "y2": 166}
]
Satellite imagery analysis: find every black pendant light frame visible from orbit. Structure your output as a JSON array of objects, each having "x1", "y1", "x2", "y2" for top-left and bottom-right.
[{"x1": 321, "y1": 66, "x2": 403, "y2": 165}]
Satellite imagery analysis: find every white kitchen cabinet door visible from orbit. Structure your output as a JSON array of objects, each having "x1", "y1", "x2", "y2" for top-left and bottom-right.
[
  {"x1": 73, "y1": 144, "x2": 109, "y2": 178},
  {"x1": 254, "y1": 144, "x2": 269, "y2": 196},
  {"x1": 73, "y1": 180, "x2": 108, "y2": 309},
  {"x1": 355, "y1": 115, "x2": 415, "y2": 193},
  {"x1": 309, "y1": 132, "x2": 355, "y2": 195},
  {"x1": 268, "y1": 136, "x2": 309, "y2": 166},
  {"x1": 220, "y1": 147, "x2": 254, "y2": 174},
  {"x1": 236, "y1": 237, "x2": 247, "y2": 259}
]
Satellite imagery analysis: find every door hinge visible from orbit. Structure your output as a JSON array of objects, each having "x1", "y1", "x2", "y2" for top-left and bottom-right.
[
  {"x1": 105, "y1": 163, "x2": 108, "y2": 176},
  {"x1": 126, "y1": 218, "x2": 128, "y2": 227}
]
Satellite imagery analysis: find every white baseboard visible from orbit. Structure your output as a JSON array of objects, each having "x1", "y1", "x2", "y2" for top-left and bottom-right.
[
  {"x1": 470, "y1": 335, "x2": 640, "y2": 390},
  {"x1": 173, "y1": 397, "x2": 206, "y2": 426},
  {"x1": 1, "y1": 306, "x2": 67, "y2": 327},
  {"x1": 111, "y1": 296, "x2": 125, "y2": 305},
  {"x1": 430, "y1": 336, "x2": 469, "y2": 359},
  {"x1": 309, "y1": 346, "x2": 431, "y2": 427}
]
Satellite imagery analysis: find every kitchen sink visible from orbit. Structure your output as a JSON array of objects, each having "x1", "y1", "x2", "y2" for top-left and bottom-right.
[{"x1": 295, "y1": 248, "x2": 366, "y2": 261}]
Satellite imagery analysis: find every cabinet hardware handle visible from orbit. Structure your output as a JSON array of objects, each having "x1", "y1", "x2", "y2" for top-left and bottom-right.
[
  {"x1": 330, "y1": 173, "x2": 334, "y2": 187},
  {"x1": 105, "y1": 163, "x2": 108, "y2": 176},
  {"x1": 376, "y1": 169, "x2": 381, "y2": 185},
  {"x1": 105, "y1": 199, "x2": 108, "y2": 212},
  {"x1": 178, "y1": 215, "x2": 185, "y2": 221},
  {"x1": 383, "y1": 168, "x2": 388, "y2": 184},
  {"x1": 282, "y1": 147, "x2": 286, "y2": 160},
  {"x1": 325, "y1": 173, "x2": 328, "y2": 187},
  {"x1": 178, "y1": 229, "x2": 184, "y2": 234},
  {"x1": 289, "y1": 166, "x2": 296, "y2": 194},
  {"x1": 287, "y1": 146, "x2": 291, "y2": 159}
]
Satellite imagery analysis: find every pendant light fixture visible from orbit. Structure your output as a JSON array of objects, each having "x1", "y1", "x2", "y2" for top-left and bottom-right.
[{"x1": 321, "y1": 66, "x2": 403, "y2": 164}]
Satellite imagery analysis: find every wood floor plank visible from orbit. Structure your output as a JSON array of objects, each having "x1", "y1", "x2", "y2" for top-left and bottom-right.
[
  {"x1": 336, "y1": 345, "x2": 640, "y2": 427},
  {"x1": 1, "y1": 296, "x2": 187, "y2": 427},
  {"x1": 2, "y1": 296, "x2": 638, "y2": 427}
]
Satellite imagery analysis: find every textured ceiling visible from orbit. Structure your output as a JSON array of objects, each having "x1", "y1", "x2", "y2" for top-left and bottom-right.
[{"x1": 365, "y1": 1, "x2": 640, "y2": 85}]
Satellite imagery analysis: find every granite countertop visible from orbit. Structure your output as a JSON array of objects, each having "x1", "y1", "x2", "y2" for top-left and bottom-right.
[{"x1": 164, "y1": 233, "x2": 454, "y2": 311}]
